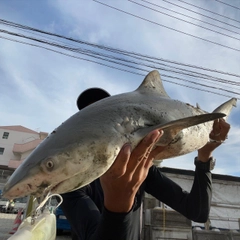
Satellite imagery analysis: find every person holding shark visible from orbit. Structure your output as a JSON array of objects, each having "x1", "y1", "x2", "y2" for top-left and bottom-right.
[{"x1": 60, "y1": 87, "x2": 230, "y2": 240}]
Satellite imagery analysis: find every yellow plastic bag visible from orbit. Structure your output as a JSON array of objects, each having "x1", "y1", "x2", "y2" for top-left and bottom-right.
[{"x1": 8, "y1": 210, "x2": 56, "y2": 240}]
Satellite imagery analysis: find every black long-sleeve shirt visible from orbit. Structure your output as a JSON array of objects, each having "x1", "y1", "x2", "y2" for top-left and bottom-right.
[{"x1": 61, "y1": 165, "x2": 212, "y2": 240}]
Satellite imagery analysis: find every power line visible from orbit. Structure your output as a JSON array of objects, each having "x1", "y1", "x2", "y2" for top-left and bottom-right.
[
  {"x1": 176, "y1": 0, "x2": 240, "y2": 24},
  {"x1": 93, "y1": 0, "x2": 240, "y2": 53},
  {"x1": 162, "y1": 73, "x2": 239, "y2": 96},
  {"x1": 150, "y1": 0, "x2": 240, "y2": 31},
  {"x1": 214, "y1": 0, "x2": 240, "y2": 11},
  {"x1": 1, "y1": 27, "x2": 240, "y2": 82},
  {"x1": 0, "y1": 28, "x2": 239, "y2": 100},
  {"x1": 1, "y1": 33, "x2": 238, "y2": 100},
  {"x1": 1, "y1": 18, "x2": 239, "y2": 78},
  {"x1": 0, "y1": 18, "x2": 239, "y2": 100},
  {"x1": 131, "y1": 0, "x2": 240, "y2": 42}
]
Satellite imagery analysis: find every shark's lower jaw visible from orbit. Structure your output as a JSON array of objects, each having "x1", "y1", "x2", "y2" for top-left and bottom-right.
[{"x1": 50, "y1": 181, "x2": 66, "y2": 194}]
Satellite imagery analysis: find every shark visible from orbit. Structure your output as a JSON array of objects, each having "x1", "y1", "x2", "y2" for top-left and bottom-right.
[{"x1": 3, "y1": 70, "x2": 237, "y2": 199}]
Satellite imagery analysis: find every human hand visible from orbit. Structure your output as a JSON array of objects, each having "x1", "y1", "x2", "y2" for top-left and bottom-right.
[
  {"x1": 198, "y1": 118, "x2": 230, "y2": 162},
  {"x1": 100, "y1": 129, "x2": 164, "y2": 213}
]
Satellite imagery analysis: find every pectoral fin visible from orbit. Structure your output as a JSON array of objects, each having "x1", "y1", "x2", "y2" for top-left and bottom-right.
[{"x1": 134, "y1": 112, "x2": 226, "y2": 146}]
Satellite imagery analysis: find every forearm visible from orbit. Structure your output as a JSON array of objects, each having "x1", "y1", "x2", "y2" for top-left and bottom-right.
[
  {"x1": 146, "y1": 165, "x2": 212, "y2": 223},
  {"x1": 183, "y1": 166, "x2": 212, "y2": 222},
  {"x1": 61, "y1": 191, "x2": 100, "y2": 240},
  {"x1": 90, "y1": 208, "x2": 132, "y2": 240},
  {"x1": 61, "y1": 190, "x2": 133, "y2": 240},
  {"x1": 165, "y1": 166, "x2": 212, "y2": 222}
]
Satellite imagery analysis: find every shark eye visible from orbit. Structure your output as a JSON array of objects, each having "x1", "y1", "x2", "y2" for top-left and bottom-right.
[
  {"x1": 46, "y1": 160, "x2": 54, "y2": 169},
  {"x1": 41, "y1": 158, "x2": 56, "y2": 173}
]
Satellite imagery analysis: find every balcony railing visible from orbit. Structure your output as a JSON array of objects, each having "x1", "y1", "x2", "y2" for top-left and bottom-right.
[{"x1": 13, "y1": 139, "x2": 42, "y2": 154}]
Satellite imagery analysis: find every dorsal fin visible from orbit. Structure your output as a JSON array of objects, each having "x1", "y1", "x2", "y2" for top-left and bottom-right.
[{"x1": 136, "y1": 70, "x2": 170, "y2": 98}]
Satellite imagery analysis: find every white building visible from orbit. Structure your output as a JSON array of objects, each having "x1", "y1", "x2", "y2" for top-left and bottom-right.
[
  {"x1": 0, "y1": 125, "x2": 48, "y2": 192},
  {"x1": 143, "y1": 167, "x2": 240, "y2": 240}
]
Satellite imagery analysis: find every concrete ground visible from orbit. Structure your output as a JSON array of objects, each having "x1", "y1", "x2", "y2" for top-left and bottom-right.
[{"x1": 0, "y1": 212, "x2": 72, "y2": 240}]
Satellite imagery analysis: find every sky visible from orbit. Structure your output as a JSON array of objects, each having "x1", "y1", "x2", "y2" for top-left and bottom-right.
[{"x1": 0, "y1": 0, "x2": 239, "y2": 176}]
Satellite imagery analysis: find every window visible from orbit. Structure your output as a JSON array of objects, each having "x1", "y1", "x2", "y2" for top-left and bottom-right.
[
  {"x1": 0, "y1": 148, "x2": 4, "y2": 155},
  {"x1": 2, "y1": 132, "x2": 9, "y2": 139}
]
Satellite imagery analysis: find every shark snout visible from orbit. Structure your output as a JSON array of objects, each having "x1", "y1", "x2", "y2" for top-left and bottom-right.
[{"x1": 3, "y1": 181, "x2": 32, "y2": 199}]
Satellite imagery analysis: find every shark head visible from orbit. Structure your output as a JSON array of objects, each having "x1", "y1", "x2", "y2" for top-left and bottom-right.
[{"x1": 3, "y1": 125, "x2": 120, "y2": 199}]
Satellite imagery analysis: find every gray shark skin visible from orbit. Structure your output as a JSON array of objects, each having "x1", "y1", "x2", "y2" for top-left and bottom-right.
[{"x1": 3, "y1": 70, "x2": 237, "y2": 199}]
